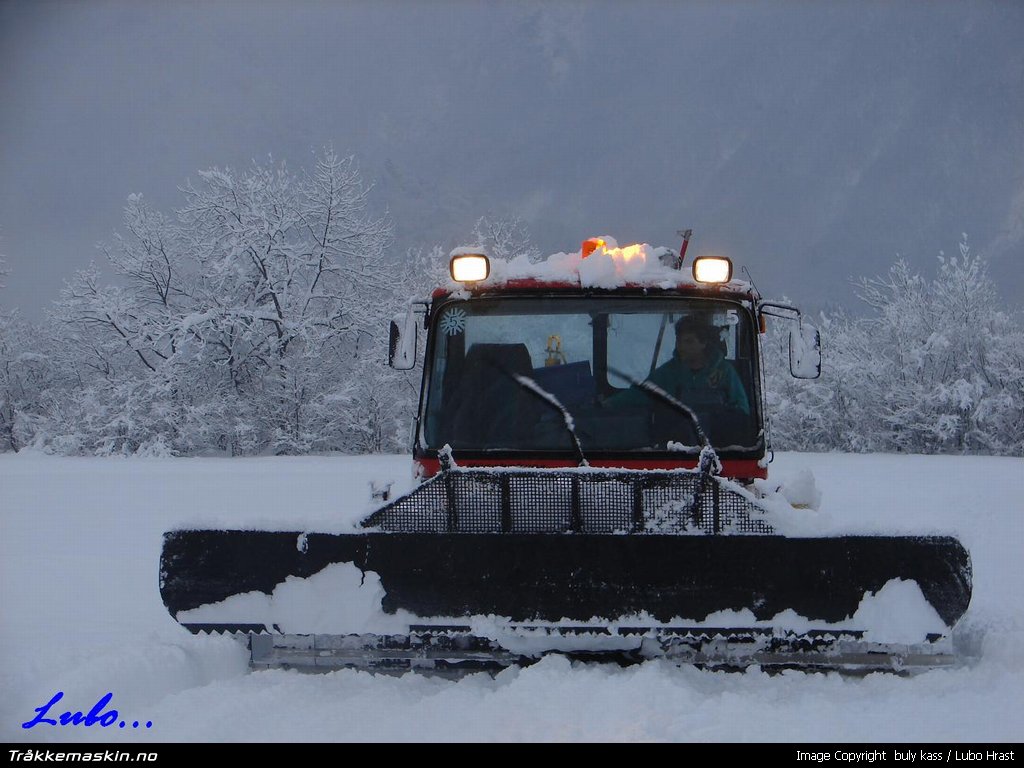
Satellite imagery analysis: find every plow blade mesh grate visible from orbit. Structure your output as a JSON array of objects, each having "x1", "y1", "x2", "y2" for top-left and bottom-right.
[{"x1": 364, "y1": 469, "x2": 773, "y2": 535}]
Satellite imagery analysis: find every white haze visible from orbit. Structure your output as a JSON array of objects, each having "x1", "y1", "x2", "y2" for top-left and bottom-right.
[{"x1": 0, "y1": 1, "x2": 1022, "y2": 318}]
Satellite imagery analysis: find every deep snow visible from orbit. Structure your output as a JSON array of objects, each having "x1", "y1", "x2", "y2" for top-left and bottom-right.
[{"x1": 1, "y1": 451, "x2": 1021, "y2": 742}]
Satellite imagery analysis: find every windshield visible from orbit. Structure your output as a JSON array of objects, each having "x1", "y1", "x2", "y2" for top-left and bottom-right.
[{"x1": 422, "y1": 296, "x2": 760, "y2": 454}]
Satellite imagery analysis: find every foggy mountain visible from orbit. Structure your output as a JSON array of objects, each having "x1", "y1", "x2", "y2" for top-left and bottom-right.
[{"x1": 1, "y1": 1, "x2": 1021, "y2": 316}]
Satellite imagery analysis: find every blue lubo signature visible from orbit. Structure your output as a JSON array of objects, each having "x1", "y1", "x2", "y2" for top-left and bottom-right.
[{"x1": 22, "y1": 692, "x2": 152, "y2": 730}]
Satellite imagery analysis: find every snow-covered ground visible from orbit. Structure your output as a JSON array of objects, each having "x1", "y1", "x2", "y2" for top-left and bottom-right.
[{"x1": 1, "y1": 451, "x2": 1021, "y2": 742}]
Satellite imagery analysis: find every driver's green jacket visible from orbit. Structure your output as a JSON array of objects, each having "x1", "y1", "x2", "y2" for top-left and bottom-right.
[{"x1": 610, "y1": 352, "x2": 751, "y2": 414}]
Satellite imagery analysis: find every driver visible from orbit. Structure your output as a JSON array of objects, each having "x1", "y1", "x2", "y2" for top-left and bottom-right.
[{"x1": 609, "y1": 316, "x2": 750, "y2": 414}]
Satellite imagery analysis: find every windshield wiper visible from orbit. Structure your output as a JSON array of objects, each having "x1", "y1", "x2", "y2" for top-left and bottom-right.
[
  {"x1": 606, "y1": 366, "x2": 719, "y2": 476},
  {"x1": 509, "y1": 373, "x2": 588, "y2": 467}
]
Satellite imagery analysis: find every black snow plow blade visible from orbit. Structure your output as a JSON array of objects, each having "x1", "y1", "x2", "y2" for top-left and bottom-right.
[
  {"x1": 161, "y1": 530, "x2": 971, "y2": 628},
  {"x1": 160, "y1": 468, "x2": 972, "y2": 671}
]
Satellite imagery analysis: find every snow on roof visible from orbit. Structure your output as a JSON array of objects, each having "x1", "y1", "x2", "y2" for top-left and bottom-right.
[{"x1": 448, "y1": 237, "x2": 751, "y2": 292}]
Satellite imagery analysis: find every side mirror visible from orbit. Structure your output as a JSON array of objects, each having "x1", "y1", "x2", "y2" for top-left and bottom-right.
[
  {"x1": 388, "y1": 308, "x2": 418, "y2": 370},
  {"x1": 790, "y1": 321, "x2": 821, "y2": 379}
]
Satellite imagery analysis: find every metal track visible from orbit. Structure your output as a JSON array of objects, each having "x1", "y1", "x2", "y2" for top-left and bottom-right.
[{"x1": 241, "y1": 626, "x2": 957, "y2": 676}]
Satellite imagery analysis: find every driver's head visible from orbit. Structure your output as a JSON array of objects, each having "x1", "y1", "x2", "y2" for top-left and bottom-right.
[{"x1": 674, "y1": 316, "x2": 722, "y2": 366}]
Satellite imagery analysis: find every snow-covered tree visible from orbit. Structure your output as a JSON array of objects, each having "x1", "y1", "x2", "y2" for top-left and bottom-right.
[
  {"x1": 0, "y1": 256, "x2": 52, "y2": 452},
  {"x1": 849, "y1": 239, "x2": 1023, "y2": 454},
  {"x1": 471, "y1": 215, "x2": 541, "y2": 263},
  {"x1": 767, "y1": 237, "x2": 1024, "y2": 456},
  {"x1": 0, "y1": 256, "x2": 14, "y2": 449},
  {"x1": 42, "y1": 150, "x2": 394, "y2": 455},
  {"x1": 25, "y1": 181, "x2": 550, "y2": 455}
]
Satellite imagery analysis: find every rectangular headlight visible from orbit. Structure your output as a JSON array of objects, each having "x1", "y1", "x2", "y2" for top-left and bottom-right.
[
  {"x1": 692, "y1": 256, "x2": 732, "y2": 284},
  {"x1": 450, "y1": 253, "x2": 490, "y2": 283}
]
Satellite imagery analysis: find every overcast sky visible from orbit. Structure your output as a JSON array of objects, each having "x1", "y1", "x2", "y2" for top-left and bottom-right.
[{"x1": 1, "y1": 0, "x2": 1022, "y2": 318}]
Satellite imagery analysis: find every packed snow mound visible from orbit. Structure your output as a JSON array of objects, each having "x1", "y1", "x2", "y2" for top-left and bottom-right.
[
  {"x1": 778, "y1": 468, "x2": 823, "y2": 510},
  {"x1": 853, "y1": 579, "x2": 948, "y2": 644},
  {"x1": 178, "y1": 563, "x2": 416, "y2": 634}
]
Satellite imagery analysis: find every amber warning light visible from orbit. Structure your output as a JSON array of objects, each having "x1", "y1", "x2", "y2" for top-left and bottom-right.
[{"x1": 581, "y1": 238, "x2": 606, "y2": 258}]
